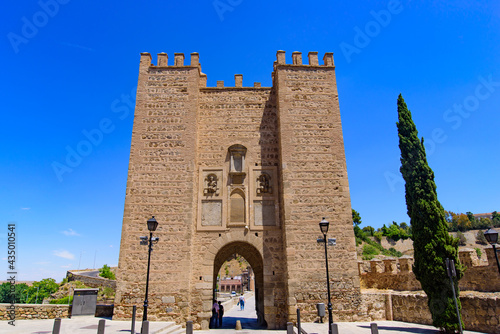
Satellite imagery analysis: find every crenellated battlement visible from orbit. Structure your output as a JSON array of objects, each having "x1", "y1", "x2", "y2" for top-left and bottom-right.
[
  {"x1": 275, "y1": 50, "x2": 334, "y2": 67},
  {"x1": 139, "y1": 51, "x2": 335, "y2": 89},
  {"x1": 140, "y1": 52, "x2": 200, "y2": 68},
  {"x1": 359, "y1": 247, "x2": 500, "y2": 292}
]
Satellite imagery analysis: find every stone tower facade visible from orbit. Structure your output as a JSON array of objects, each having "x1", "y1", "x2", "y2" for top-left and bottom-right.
[{"x1": 114, "y1": 51, "x2": 361, "y2": 329}]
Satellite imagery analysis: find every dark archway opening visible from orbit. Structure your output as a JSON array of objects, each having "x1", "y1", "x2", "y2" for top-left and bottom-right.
[{"x1": 212, "y1": 241, "x2": 266, "y2": 329}]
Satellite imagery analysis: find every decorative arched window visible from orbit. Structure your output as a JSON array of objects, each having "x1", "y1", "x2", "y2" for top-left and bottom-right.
[{"x1": 230, "y1": 189, "x2": 246, "y2": 224}]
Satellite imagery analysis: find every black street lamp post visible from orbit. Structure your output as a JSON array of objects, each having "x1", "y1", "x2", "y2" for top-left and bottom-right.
[
  {"x1": 319, "y1": 217, "x2": 333, "y2": 334},
  {"x1": 484, "y1": 228, "x2": 500, "y2": 274},
  {"x1": 143, "y1": 216, "x2": 159, "y2": 322}
]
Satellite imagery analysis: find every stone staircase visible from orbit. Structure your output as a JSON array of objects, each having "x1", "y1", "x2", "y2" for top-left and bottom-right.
[{"x1": 154, "y1": 321, "x2": 184, "y2": 334}]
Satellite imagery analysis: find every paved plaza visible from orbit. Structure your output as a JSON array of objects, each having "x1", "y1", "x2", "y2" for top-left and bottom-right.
[{"x1": 0, "y1": 295, "x2": 486, "y2": 334}]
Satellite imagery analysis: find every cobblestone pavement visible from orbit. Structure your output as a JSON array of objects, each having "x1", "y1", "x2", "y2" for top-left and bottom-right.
[
  {"x1": 0, "y1": 315, "x2": 177, "y2": 334},
  {"x1": 0, "y1": 295, "x2": 486, "y2": 334},
  {"x1": 202, "y1": 295, "x2": 485, "y2": 334}
]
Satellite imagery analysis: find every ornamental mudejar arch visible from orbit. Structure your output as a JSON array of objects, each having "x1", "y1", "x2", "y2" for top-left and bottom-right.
[{"x1": 114, "y1": 51, "x2": 361, "y2": 329}]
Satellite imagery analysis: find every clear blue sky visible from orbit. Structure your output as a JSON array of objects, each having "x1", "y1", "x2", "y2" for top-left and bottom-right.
[{"x1": 1, "y1": 1, "x2": 499, "y2": 281}]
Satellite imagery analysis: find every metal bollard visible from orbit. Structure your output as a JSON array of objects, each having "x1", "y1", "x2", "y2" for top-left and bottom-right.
[
  {"x1": 297, "y1": 308, "x2": 301, "y2": 334},
  {"x1": 141, "y1": 320, "x2": 149, "y2": 334},
  {"x1": 370, "y1": 323, "x2": 379, "y2": 334},
  {"x1": 286, "y1": 322, "x2": 293, "y2": 334},
  {"x1": 97, "y1": 319, "x2": 106, "y2": 334},
  {"x1": 316, "y1": 303, "x2": 325, "y2": 323},
  {"x1": 331, "y1": 323, "x2": 339, "y2": 334},
  {"x1": 131, "y1": 306, "x2": 136, "y2": 334},
  {"x1": 52, "y1": 317, "x2": 61, "y2": 334},
  {"x1": 186, "y1": 320, "x2": 193, "y2": 334}
]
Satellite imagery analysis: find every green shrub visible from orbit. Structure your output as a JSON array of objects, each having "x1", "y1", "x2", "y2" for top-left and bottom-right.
[
  {"x1": 355, "y1": 237, "x2": 364, "y2": 246},
  {"x1": 50, "y1": 296, "x2": 73, "y2": 304},
  {"x1": 456, "y1": 231, "x2": 467, "y2": 246},
  {"x1": 99, "y1": 265, "x2": 116, "y2": 280},
  {"x1": 474, "y1": 247, "x2": 482, "y2": 259},
  {"x1": 362, "y1": 244, "x2": 379, "y2": 260},
  {"x1": 373, "y1": 232, "x2": 383, "y2": 242},
  {"x1": 475, "y1": 230, "x2": 487, "y2": 245},
  {"x1": 387, "y1": 247, "x2": 403, "y2": 257},
  {"x1": 102, "y1": 287, "x2": 115, "y2": 299}
]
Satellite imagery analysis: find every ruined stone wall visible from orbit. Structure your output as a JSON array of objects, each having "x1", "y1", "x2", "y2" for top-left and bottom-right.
[
  {"x1": 359, "y1": 248, "x2": 500, "y2": 292},
  {"x1": 114, "y1": 53, "x2": 200, "y2": 323},
  {"x1": 67, "y1": 271, "x2": 116, "y2": 290},
  {"x1": 274, "y1": 51, "x2": 361, "y2": 322}
]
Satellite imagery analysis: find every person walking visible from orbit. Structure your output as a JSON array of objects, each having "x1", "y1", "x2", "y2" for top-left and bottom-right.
[
  {"x1": 210, "y1": 300, "x2": 219, "y2": 328},
  {"x1": 218, "y1": 301, "x2": 224, "y2": 327},
  {"x1": 238, "y1": 294, "x2": 245, "y2": 310}
]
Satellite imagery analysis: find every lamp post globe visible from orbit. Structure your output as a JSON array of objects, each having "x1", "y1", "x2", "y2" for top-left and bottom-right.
[
  {"x1": 147, "y1": 216, "x2": 159, "y2": 232},
  {"x1": 484, "y1": 228, "x2": 500, "y2": 274},
  {"x1": 319, "y1": 217, "x2": 333, "y2": 334},
  {"x1": 319, "y1": 217, "x2": 329, "y2": 236},
  {"x1": 484, "y1": 228, "x2": 498, "y2": 245}
]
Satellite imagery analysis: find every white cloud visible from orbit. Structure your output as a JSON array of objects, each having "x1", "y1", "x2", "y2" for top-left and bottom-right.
[
  {"x1": 109, "y1": 245, "x2": 113, "y2": 248},
  {"x1": 21, "y1": 207, "x2": 30, "y2": 210},
  {"x1": 53, "y1": 250, "x2": 75, "y2": 260},
  {"x1": 35, "y1": 261, "x2": 50, "y2": 265},
  {"x1": 61, "y1": 229, "x2": 81, "y2": 236},
  {"x1": 60, "y1": 264, "x2": 72, "y2": 269}
]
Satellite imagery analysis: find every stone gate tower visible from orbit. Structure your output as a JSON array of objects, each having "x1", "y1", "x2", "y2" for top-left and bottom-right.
[{"x1": 114, "y1": 51, "x2": 361, "y2": 329}]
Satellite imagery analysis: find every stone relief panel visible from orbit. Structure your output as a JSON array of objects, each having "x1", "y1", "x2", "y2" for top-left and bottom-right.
[
  {"x1": 197, "y1": 168, "x2": 225, "y2": 231},
  {"x1": 203, "y1": 173, "x2": 219, "y2": 196},
  {"x1": 256, "y1": 172, "x2": 272, "y2": 195},
  {"x1": 250, "y1": 167, "x2": 279, "y2": 229},
  {"x1": 254, "y1": 200, "x2": 276, "y2": 226},
  {"x1": 201, "y1": 200, "x2": 222, "y2": 226}
]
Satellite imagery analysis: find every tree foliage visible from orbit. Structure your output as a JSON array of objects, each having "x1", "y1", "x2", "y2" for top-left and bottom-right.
[
  {"x1": 493, "y1": 211, "x2": 500, "y2": 226},
  {"x1": 475, "y1": 230, "x2": 487, "y2": 245},
  {"x1": 0, "y1": 282, "x2": 29, "y2": 303},
  {"x1": 354, "y1": 224, "x2": 402, "y2": 258},
  {"x1": 446, "y1": 210, "x2": 499, "y2": 231},
  {"x1": 397, "y1": 94, "x2": 463, "y2": 333},
  {"x1": 0, "y1": 279, "x2": 58, "y2": 304},
  {"x1": 99, "y1": 264, "x2": 116, "y2": 280},
  {"x1": 362, "y1": 226, "x2": 375, "y2": 236},
  {"x1": 381, "y1": 222, "x2": 411, "y2": 241},
  {"x1": 352, "y1": 209, "x2": 362, "y2": 226}
]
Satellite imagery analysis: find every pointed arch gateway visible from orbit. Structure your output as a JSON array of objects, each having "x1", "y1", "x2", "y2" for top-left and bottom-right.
[{"x1": 209, "y1": 240, "x2": 266, "y2": 327}]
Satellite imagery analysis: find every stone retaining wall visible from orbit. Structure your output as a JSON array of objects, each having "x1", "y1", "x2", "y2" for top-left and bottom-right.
[
  {"x1": 0, "y1": 304, "x2": 70, "y2": 320},
  {"x1": 390, "y1": 291, "x2": 500, "y2": 334},
  {"x1": 0, "y1": 304, "x2": 114, "y2": 320},
  {"x1": 359, "y1": 247, "x2": 500, "y2": 292}
]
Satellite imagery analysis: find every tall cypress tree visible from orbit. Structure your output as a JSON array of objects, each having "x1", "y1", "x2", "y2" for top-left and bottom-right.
[{"x1": 396, "y1": 94, "x2": 463, "y2": 333}]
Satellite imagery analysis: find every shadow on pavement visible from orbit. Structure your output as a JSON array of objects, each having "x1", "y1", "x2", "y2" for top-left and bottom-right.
[
  {"x1": 216, "y1": 315, "x2": 265, "y2": 330},
  {"x1": 358, "y1": 325, "x2": 439, "y2": 333}
]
